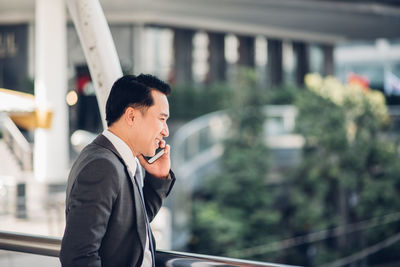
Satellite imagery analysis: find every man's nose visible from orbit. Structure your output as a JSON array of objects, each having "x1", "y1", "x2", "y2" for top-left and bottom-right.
[{"x1": 161, "y1": 123, "x2": 169, "y2": 137}]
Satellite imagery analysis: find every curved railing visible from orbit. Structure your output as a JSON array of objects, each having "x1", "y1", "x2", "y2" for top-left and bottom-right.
[
  {"x1": 170, "y1": 105, "x2": 301, "y2": 249},
  {"x1": 1, "y1": 114, "x2": 33, "y2": 171},
  {"x1": 171, "y1": 105, "x2": 299, "y2": 181},
  {"x1": 0, "y1": 230, "x2": 296, "y2": 267}
]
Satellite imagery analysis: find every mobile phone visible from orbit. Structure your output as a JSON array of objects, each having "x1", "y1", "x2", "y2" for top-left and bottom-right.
[{"x1": 147, "y1": 148, "x2": 165, "y2": 164}]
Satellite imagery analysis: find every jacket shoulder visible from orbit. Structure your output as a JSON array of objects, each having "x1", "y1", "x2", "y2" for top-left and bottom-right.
[{"x1": 66, "y1": 137, "x2": 127, "y2": 201}]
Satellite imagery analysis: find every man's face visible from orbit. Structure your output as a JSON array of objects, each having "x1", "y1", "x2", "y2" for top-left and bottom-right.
[{"x1": 131, "y1": 90, "x2": 169, "y2": 157}]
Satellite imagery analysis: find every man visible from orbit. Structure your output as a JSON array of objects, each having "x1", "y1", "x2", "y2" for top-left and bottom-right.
[{"x1": 60, "y1": 74, "x2": 175, "y2": 267}]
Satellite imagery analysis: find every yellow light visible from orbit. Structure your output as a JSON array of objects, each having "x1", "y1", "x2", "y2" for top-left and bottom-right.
[{"x1": 66, "y1": 90, "x2": 78, "y2": 106}]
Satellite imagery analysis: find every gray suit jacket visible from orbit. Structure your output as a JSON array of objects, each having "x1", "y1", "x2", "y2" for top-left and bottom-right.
[{"x1": 60, "y1": 134, "x2": 175, "y2": 267}]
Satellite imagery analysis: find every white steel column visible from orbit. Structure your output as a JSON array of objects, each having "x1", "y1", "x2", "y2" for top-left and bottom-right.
[
  {"x1": 34, "y1": 0, "x2": 68, "y2": 182},
  {"x1": 66, "y1": 0, "x2": 123, "y2": 128}
]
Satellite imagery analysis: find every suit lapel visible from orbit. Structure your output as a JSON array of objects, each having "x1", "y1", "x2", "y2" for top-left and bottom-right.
[
  {"x1": 93, "y1": 134, "x2": 147, "y2": 252},
  {"x1": 132, "y1": 175, "x2": 147, "y2": 251}
]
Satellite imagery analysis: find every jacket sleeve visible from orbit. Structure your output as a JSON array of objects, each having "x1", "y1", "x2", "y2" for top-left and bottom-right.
[
  {"x1": 60, "y1": 159, "x2": 121, "y2": 267},
  {"x1": 142, "y1": 170, "x2": 175, "y2": 222}
]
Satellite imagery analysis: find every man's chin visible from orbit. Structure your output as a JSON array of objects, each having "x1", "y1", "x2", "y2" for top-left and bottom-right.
[{"x1": 145, "y1": 151, "x2": 156, "y2": 157}]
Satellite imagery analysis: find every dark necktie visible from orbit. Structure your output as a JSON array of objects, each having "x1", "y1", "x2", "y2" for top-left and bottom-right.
[{"x1": 134, "y1": 165, "x2": 156, "y2": 267}]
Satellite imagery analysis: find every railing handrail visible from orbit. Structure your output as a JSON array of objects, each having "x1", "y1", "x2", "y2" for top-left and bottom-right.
[
  {"x1": 1, "y1": 113, "x2": 33, "y2": 171},
  {"x1": 0, "y1": 230, "x2": 296, "y2": 267},
  {"x1": 2, "y1": 114, "x2": 31, "y2": 153},
  {"x1": 0, "y1": 230, "x2": 61, "y2": 257},
  {"x1": 172, "y1": 105, "x2": 298, "y2": 170}
]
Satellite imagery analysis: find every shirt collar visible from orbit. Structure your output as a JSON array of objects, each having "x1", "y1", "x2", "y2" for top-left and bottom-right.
[{"x1": 102, "y1": 129, "x2": 138, "y2": 175}]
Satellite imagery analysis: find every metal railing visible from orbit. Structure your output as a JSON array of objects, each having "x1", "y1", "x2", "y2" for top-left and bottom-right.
[
  {"x1": 0, "y1": 230, "x2": 295, "y2": 267},
  {"x1": 1, "y1": 114, "x2": 33, "y2": 171},
  {"x1": 172, "y1": 105, "x2": 298, "y2": 177}
]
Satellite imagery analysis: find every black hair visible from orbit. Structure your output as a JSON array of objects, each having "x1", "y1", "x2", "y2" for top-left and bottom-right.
[
  {"x1": 135, "y1": 74, "x2": 171, "y2": 95},
  {"x1": 105, "y1": 74, "x2": 171, "y2": 126}
]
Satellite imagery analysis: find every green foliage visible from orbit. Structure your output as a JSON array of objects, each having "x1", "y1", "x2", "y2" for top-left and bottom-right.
[
  {"x1": 264, "y1": 83, "x2": 298, "y2": 105},
  {"x1": 177, "y1": 70, "x2": 400, "y2": 266},
  {"x1": 184, "y1": 72, "x2": 400, "y2": 266},
  {"x1": 169, "y1": 82, "x2": 234, "y2": 120},
  {"x1": 190, "y1": 68, "x2": 284, "y2": 260},
  {"x1": 168, "y1": 74, "x2": 295, "y2": 121},
  {"x1": 285, "y1": 74, "x2": 400, "y2": 265}
]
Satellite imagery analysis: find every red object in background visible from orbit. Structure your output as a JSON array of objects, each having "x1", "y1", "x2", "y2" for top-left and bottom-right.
[
  {"x1": 76, "y1": 75, "x2": 91, "y2": 94},
  {"x1": 347, "y1": 72, "x2": 370, "y2": 91}
]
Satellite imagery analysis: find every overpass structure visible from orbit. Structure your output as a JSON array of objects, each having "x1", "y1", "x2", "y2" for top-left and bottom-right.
[
  {"x1": 2, "y1": 0, "x2": 400, "y2": 41},
  {"x1": 1, "y1": 0, "x2": 400, "y2": 87}
]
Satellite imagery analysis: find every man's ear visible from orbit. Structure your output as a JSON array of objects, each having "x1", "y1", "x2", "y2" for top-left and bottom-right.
[{"x1": 124, "y1": 106, "x2": 136, "y2": 126}]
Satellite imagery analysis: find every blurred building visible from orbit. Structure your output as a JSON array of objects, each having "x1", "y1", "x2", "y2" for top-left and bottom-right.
[
  {"x1": 1, "y1": 0, "x2": 400, "y2": 90},
  {"x1": 335, "y1": 39, "x2": 400, "y2": 104}
]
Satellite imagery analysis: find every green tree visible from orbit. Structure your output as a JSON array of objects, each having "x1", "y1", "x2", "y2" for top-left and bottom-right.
[
  {"x1": 285, "y1": 74, "x2": 400, "y2": 266},
  {"x1": 188, "y1": 73, "x2": 400, "y2": 266},
  {"x1": 189, "y1": 69, "x2": 282, "y2": 259},
  {"x1": 169, "y1": 83, "x2": 233, "y2": 120}
]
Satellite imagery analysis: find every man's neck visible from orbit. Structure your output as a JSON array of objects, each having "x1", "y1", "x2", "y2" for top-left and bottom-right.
[{"x1": 107, "y1": 126, "x2": 137, "y2": 157}]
